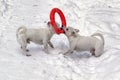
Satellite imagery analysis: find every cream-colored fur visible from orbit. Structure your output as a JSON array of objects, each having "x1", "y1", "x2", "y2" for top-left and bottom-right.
[
  {"x1": 16, "y1": 22, "x2": 55, "y2": 56},
  {"x1": 63, "y1": 27, "x2": 104, "y2": 57}
]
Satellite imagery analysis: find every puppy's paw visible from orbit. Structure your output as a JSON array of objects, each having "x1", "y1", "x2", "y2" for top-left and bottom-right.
[
  {"x1": 49, "y1": 44, "x2": 54, "y2": 48},
  {"x1": 44, "y1": 50, "x2": 49, "y2": 54},
  {"x1": 94, "y1": 54, "x2": 101, "y2": 57},
  {"x1": 26, "y1": 49, "x2": 29, "y2": 52},
  {"x1": 26, "y1": 54, "x2": 31, "y2": 56},
  {"x1": 45, "y1": 51, "x2": 49, "y2": 54},
  {"x1": 51, "y1": 46, "x2": 54, "y2": 48},
  {"x1": 63, "y1": 52, "x2": 69, "y2": 55},
  {"x1": 58, "y1": 52, "x2": 64, "y2": 54},
  {"x1": 58, "y1": 51, "x2": 68, "y2": 55}
]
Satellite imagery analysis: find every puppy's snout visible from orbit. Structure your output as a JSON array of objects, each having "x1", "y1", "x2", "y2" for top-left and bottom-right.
[
  {"x1": 66, "y1": 28, "x2": 68, "y2": 31},
  {"x1": 72, "y1": 31, "x2": 75, "y2": 34},
  {"x1": 63, "y1": 30, "x2": 65, "y2": 34},
  {"x1": 60, "y1": 25, "x2": 66, "y2": 34},
  {"x1": 60, "y1": 27, "x2": 63, "y2": 30},
  {"x1": 47, "y1": 21, "x2": 51, "y2": 26}
]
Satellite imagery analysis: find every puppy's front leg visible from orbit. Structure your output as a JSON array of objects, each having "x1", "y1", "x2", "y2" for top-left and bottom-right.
[
  {"x1": 43, "y1": 40, "x2": 49, "y2": 53},
  {"x1": 63, "y1": 42, "x2": 75, "y2": 55},
  {"x1": 48, "y1": 41, "x2": 54, "y2": 48},
  {"x1": 64, "y1": 49, "x2": 73, "y2": 55}
]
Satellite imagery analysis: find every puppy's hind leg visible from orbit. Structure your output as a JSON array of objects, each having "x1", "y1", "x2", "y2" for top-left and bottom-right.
[
  {"x1": 21, "y1": 45, "x2": 31, "y2": 56},
  {"x1": 90, "y1": 48, "x2": 95, "y2": 56},
  {"x1": 21, "y1": 44, "x2": 29, "y2": 52},
  {"x1": 63, "y1": 50, "x2": 73, "y2": 55},
  {"x1": 48, "y1": 41, "x2": 54, "y2": 48},
  {"x1": 27, "y1": 38, "x2": 30, "y2": 44},
  {"x1": 21, "y1": 40, "x2": 31, "y2": 56},
  {"x1": 63, "y1": 42, "x2": 75, "y2": 55}
]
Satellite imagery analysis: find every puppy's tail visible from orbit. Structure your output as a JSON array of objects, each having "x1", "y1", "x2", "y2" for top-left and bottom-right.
[
  {"x1": 17, "y1": 26, "x2": 27, "y2": 35},
  {"x1": 16, "y1": 26, "x2": 27, "y2": 44},
  {"x1": 91, "y1": 33, "x2": 104, "y2": 45}
]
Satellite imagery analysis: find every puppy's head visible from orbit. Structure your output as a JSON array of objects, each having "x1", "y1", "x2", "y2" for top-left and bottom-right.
[
  {"x1": 47, "y1": 21, "x2": 60, "y2": 28},
  {"x1": 63, "y1": 27, "x2": 79, "y2": 37},
  {"x1": 47, "y1": 21, "x2": 61, "y2": 34}
]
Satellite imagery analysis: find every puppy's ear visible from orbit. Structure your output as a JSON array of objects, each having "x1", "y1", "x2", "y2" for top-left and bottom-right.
[{"x1": 75, "y1": 29, "x2": 79, "y2": 33}]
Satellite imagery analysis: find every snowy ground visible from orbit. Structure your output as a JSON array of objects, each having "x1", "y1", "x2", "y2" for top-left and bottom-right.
[{"x1": 0, "y1": 0, "x2": 120, "y2": 80}]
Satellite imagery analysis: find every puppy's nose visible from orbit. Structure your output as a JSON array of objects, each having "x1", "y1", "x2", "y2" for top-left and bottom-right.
[
  {"x1": 60, "y1": 27, "x2": 63, "y2": 30},
  {"x1": 60, "y1": 25, "x2": 65, "y2": 34},
  {"x1": 47, "y1": 21, "x2": 51, "y2": 26}
]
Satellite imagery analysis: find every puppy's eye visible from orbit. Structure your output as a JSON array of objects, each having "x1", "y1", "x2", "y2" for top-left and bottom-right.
[{"x1": 66, "y1": 28, "x2": 69, "y2": 31}]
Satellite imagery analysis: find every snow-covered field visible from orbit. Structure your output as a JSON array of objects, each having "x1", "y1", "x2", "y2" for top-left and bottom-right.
[{"x1": 0, "y1": 0, "x2": 120, "y2": 80}]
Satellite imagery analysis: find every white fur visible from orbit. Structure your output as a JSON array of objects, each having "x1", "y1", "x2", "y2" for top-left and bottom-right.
[
  {"x1": 16, "y1": 22, "x2": 55, "y2": 56},
  {"x1": 63, "y1": 27, "x2": 104, "y2": 57}
]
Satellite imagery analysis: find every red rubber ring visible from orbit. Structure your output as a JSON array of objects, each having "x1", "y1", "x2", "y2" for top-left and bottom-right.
[{"x1": 50, "y1": 8, "x2": 66, "y2": 34}]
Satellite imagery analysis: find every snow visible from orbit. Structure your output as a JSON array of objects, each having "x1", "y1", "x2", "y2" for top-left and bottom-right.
[{"x1": 0, "y1": 0, "x2": 120, "y2": 80}]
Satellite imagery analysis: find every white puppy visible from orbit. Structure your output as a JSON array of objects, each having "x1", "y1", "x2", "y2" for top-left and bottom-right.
[
  {"x1": 16, "y1": 22, "x2": 55, "y2": 56},
  {"x1": 63, "y1": 27, "x2": 104, "y2": 57}
]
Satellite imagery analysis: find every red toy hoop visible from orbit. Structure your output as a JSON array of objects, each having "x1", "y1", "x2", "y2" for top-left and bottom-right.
[{"x1": 50, "y1": 8, "x2": 66, "y2": 34}]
